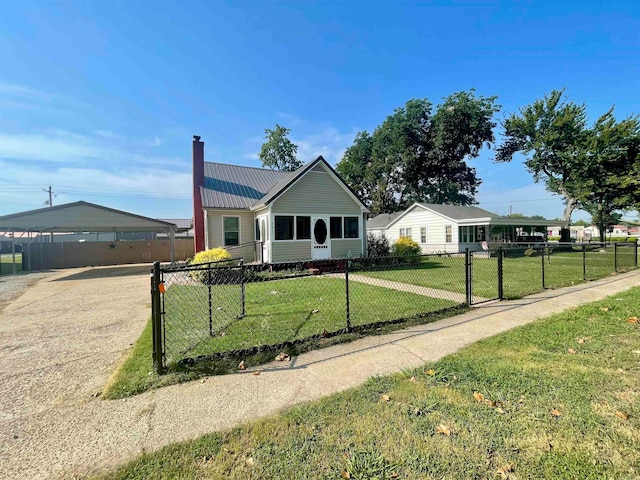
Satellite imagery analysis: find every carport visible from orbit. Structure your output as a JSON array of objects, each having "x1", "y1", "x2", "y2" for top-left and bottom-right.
[{"x1": 0, "y1": 201, "x2": 178, "y2": 273}]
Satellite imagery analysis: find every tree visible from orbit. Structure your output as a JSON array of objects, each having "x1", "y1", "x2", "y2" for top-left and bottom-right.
[
  {"x1": 337, "y1": 91, "x2": 499, "y2": 213},
  {"x1": 495, "y1": 89, "x2": 588, "y2": 223},
  {"x1": 259, "y1": 124, "x2": 302, "y2": 171},
  {"x1": 576, "y1": 108, "x2": 640, "y2": 241}
]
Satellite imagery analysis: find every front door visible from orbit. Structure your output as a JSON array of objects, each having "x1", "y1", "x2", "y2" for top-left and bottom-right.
[
  {"x1": 312, "y1": 217, "x2": 331, "y2": 259},
  {"x1": 260, "y1": 218, "x2": 269, "y2": 263}
]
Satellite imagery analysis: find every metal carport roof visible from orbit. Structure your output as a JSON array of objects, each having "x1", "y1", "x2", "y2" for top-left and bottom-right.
[{"x1": 0, "y1": 201, "x2": 178, "y2": 264}]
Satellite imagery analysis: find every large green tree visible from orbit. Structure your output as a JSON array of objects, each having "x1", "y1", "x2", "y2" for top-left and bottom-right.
[
  {"x1": 259, "y1": 124, "x2": 302, "y2": 171},
  {"x1": 495, "y1": 89, "x2": 588, "y2": 223},
  {"x1": 337, "y1": 91, "x2": 499, "y2": 213}
]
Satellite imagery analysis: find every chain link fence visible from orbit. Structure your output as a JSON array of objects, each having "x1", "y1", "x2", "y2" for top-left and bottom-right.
[{"x1": 151, "y1": 242, "x2": 638, "y2": 372}]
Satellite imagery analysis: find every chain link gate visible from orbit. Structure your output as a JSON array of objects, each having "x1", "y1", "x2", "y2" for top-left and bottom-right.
[{"x1": 466, "y1": 248, "x2": 502, "y2": 305}]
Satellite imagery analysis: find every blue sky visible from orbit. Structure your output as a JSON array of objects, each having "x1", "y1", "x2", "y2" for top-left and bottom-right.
[{"x1": 1, "y1": 0, "x2": 639, "y2": 221}]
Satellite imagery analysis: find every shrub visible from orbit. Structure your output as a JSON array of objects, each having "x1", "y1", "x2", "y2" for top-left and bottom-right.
[
  {"x1": 393, "y1": 237, "x2": 421, "y2": 256},
  {"x1": 367, "y1": 233, "x2": 390, "y2": 257},
  {"x1": 189, "y1": 247, "x2": 233, "y2": 283}
]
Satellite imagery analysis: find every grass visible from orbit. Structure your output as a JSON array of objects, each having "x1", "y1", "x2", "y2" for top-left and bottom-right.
[
  {"x1": 0, "y1": 252, "x2": 23, "y2": 274},
  {"x1": 101, "y1": 286, "x2": 640, "y2": 479},
  {"x1": 163, "y1": 277, "x2": 458, "y2": 362},
  {"x1": 360, "y1": 248, "x2": 624, "y2": 299}
]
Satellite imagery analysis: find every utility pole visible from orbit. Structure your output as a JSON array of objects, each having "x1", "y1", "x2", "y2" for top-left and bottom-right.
[{"x1": 43, "y1": 186, "x2": 55, "y2": 243}]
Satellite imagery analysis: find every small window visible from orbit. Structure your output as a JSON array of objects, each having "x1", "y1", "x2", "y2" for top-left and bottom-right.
[
  {"x1": 405, "y1": 227, "x2": 412, "y2": 239},
  {"x1": 330, "y1": 217, "x2": 342, "y2": 238},
  {"x1": 344, "y1": 217, "x2": 359, "y2": 238},
  {"x1": 223, "y1": 216, "x2": 240, "y2": 246},
  {"x1": 296, "y1": 216, "x2": 311, "y2": 240},
  {"x1": 420, "y1": 227, "x2": 427, "y2": 243},
  {"x1": 275, "y1": 216, "x2": 294, "y2": 240},
  {"x1": 399, "y1": 228, "x2": 405, "y2": 237},
  {"x1": 459, "y1": 226, "x2": 466, "y2": 243},
  {"x1": 445, "y1": 225, "x2": 452, "y2": 243}
]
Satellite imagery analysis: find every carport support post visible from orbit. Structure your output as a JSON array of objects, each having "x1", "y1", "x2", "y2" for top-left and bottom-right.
[{"x1": 151, "y1": 261, "x2": 164, "y2": 374}]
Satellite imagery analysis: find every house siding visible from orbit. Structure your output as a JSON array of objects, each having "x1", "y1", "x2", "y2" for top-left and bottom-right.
[
  {"x1": 271, "y1": 241, "x2": 312, "y2": 262},
  {"x1": 331, "y1": 239, "x2": 363, "y2": 258},
  {"x1": 205, "y1": 208, "x2": 256, "y2": 262},
  {"x1": 385, "y1": 207, "x2": 460, "y2": 253},
  {"x1": 271, "y1": 171, "x2": 362, "y2": 215}
]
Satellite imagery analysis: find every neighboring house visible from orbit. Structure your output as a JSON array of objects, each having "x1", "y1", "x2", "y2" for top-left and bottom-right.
[
  {"x1": 192, "y1": 136, "x2": 369, "y2": 263},
  {"x1": 367, "y1": 203, "x2": 561, "y2": 253}
]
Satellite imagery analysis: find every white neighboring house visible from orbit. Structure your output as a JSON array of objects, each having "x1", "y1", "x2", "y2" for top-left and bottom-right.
[{"x1": 367, "y1": 203, "x2": 562, "y2": 254}]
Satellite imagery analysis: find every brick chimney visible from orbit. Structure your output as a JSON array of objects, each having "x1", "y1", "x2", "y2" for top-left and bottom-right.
[{"x1": 192, "y1": 135, "x2": 206, "y2": 253}]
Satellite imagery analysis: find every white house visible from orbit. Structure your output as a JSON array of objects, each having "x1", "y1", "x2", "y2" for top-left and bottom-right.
[{"x1": 367, "y1": 203, "x2": 562, "y2": 253}]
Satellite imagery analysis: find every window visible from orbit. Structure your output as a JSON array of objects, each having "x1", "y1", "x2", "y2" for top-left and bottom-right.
[
  {"x1": 223, "y1": 216, "x2": 240, "y2": 246},
  {"x1": 275, "y1": 216, "x2": 294, "y2": 240},
  {"x1": 344, "y1": 217, "x2": 359, "y2": 238},
  {"x1": 445, "y1": 225, "x2": 452, "y2": 243},
  {"x1": 330, "y1": 217, "x2": 342, "y2": 238},
  {"x1": 459, "y1": 226, "x2": 476, "y2": 243},
  {"x1": 296, "y1": 216, "x2": 311, "y2": 240},
  {"x1": 420, "y1": 227, "x2": 427, "y2": 243},
  {"x1": 399, "y1": 227, "x2": 412, "y2": 239}
]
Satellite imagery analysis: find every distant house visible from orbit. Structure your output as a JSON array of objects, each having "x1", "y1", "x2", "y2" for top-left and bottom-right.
[
  {"x1": 367, "y1": 203, "x2": 561, "y2": 253},
  {"x1": 192, "y1": 136, "x2": 369, "y2": 263}
]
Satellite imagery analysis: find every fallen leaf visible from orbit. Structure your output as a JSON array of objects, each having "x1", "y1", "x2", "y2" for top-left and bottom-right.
[
  {"x1": 311, "y1": 309, "x2": 320, "y2": 314},
  {"x1": 245, "y1": 457, "x2": 254, "y2": 466},
  {"x1": 485, "y1": 399, "x2": 497, "y2": 407},
  {"x1": 599, "y1": 307, "x2": 609, "y2": 312},
  {"x1": 390, "y1": 474, "x2": 399, "y2": 479},
  {"x1": 496, "y1": 463, "x2": 513, "y2": 478},
  {"x1": 237, "y1": 361, "x2": 246, "y2": 370},
  {"x1": 341, "y1": 471, "x2": 350, "y2": 479},
  {"x1": 473, "y1": 391, "x2": 485, "y2": 403},
  {"x1": 409, "y1": 376, "x2": 416, "y2": 382},
  {"x1": 252, "y1": 371, "x2": 260, "y2": 376},
  {"x1": 551, "y1": 408, "x2": 562, "y2": 417},
  {"x1": 381, "y1": 394, "x2": 391, "y2": 402},
  {"x1": 577, "y1": 338, "x2": 585, "y2": 344},
  {"x1": 568, "y1": 348, "x2": 577, "y2": 354},
  {"x1": 626, "y1": 316, "x2": 639, "y2": 324},
  {"x1": 413, "y1": 408, "x2": 423, "y2": 416},
  {"x1": 496, "y1": 407, "x2": 505, "y2": 414},
  {"x1": 322, "y1": 329, "x2": 330, "y2": 337},
  {"x1": 518, "y1": 396, "x2": 525, "y2": 403},
  {"x1": 426, "y1": 369, "x2": 436, "y2": 376},
  {"x1": 615, "y1": 410, "x2": 630, "y2": 420},
  {"x1": 200, "y1": 378, "x2": 206, "y2": 383},
  {"x1": 274, "y1": 352, "x2": 290, "y2": 361},
  {"x1": 435, "y1": 423, "x2": 451, "y2": 436}
]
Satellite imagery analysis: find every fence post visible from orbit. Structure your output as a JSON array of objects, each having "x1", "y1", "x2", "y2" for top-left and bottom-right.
[
  {"x1": 635, "y1": 241, "x2": 638, "y2": 268},
  {"x1": 151, "y1": 261, "x2": 164, "y2": 374},
  {"x1": 465, "y1": 248, "x2": 472, "y2": 305},
  {"x1": 497, "y1": 247, "x2": 504, "y2": 300},
  {"x1": 614, "y1": 242, "x2": 618, "y2": 273},
  {"x1": 541, "y1": 247, "x2": 546, "y2": 290},
  {"x1": 345, "y1": 259, "x2": 351, "y2": 331},
  {"x1": 582, "y1": 243, "x2": 586, "y2": 281},
  {"x1": 240, "y1": 258, "x2": 246, "y2": 318},
  {"x1": 207, "y1": 267, "x2": 213, "y2": 336}
]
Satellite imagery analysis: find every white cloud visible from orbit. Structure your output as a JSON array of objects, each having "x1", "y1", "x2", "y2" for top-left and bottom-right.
[
  {"x1": 0, "y1": 83, "x2": 56, "y2": 101},
  {"x1": 0, "y1": 131, "x2": 102, "y2": 163}
]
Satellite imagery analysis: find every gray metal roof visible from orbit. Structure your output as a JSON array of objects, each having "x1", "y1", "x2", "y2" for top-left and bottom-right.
[
  {"x1": 416, "y1": 203, "x2": 501, "y2": 220},
  {"x1": 366, "y1": 212, "x2": 404, "y2": 229},
  {"x1": 201, "y1": 162, "x2": 290, "y2": 209},
  {"x1": 159, "y1": 218, "x2": 193, "y2": 230}
]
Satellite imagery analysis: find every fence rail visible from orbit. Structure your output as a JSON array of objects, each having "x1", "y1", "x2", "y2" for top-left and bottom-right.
[{"x1": 151, "y1": 241, "x2": 638, "y2": 373}]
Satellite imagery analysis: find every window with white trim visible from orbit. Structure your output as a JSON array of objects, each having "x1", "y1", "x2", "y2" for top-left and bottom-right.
[
  {"x1": 275, "y1": 216, "x2": 294, "y2": 240},
  {"x1": 420, "y1": 227, "x2": 427, "y2": 243},
  {"x1": 223, "y1": 216, "x2": 240, "y2": 246},
  {"x1": 445, "y1": 225, "x2": 453, "y2": 243}
]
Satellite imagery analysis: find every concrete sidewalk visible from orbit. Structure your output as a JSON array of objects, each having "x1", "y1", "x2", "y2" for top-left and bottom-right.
[{"x1": 3, "y1": 268, "x2": 640, "y2": 479}]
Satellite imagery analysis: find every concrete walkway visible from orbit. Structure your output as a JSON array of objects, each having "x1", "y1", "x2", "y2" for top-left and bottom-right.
[{"x1": 1, "y1": 268, "x2": 639, "y2": 479}]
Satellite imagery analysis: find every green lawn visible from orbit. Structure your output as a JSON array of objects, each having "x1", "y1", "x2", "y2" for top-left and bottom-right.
[
  {"x1": 101, "y1": 287, "x2": 640, "y2": 480},
  {"x1": 163, "y1": 276, "x2": 459, "y2": 363},
  {"x1": 358, "y1": 248, "x2": 623, "y2": 300},
  {"x1": 0, "y1": 252, "x2": 23, "y2": 274}
]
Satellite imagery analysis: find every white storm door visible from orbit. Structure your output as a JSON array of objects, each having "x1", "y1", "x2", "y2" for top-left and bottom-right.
[
  {"x1": 260, "y1": 218, "x2": 269, "y2": 263},
  {"x1": 311, "y1": 217, "x2": 331, "y2": 259}
]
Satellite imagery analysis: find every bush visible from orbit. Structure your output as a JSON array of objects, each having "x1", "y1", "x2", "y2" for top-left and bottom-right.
[
  {"x1": 393, "y1": 237, "x2": 421, "y2": 257},
  {"x1": 367, "y1": 233, "x2": 390, "y2": 257},
  {"x1": 189, "y1": 247, "x2": 233, "y2": 283}
]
